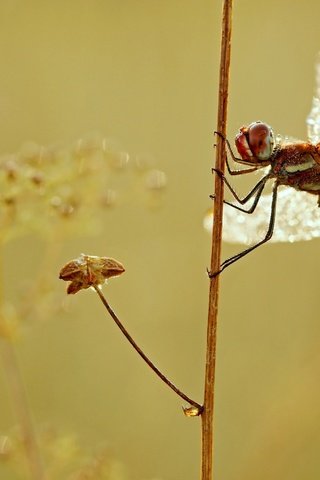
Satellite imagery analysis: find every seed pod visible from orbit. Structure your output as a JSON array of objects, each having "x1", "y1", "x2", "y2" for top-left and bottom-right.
[{"x1": 59, "y1": 253, "x2": 125, "y2": 294}]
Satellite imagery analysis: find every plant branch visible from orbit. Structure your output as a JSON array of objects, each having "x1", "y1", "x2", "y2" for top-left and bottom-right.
[
  {"x1": 94, "y1": 285, "x2": 202, "y2": 411},
  {"x1": 201, "y1": 1, "x2": 233, "y2": 479}
]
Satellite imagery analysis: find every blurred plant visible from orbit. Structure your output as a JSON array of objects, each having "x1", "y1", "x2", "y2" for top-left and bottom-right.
[
  {"x1": 0, "y1": 427, "x2": 127, "y2": 480},
  {"x1": 0, "y1": 132, "x2": 166, "y2": 480},
  {"x1": 0, "y1": 133, "x2": 166, "y2": 244}
]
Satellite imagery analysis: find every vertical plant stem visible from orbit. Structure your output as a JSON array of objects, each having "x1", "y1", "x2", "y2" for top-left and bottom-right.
[{"x1": 201, "y1": 2, "x2": 232, "y2": 480}]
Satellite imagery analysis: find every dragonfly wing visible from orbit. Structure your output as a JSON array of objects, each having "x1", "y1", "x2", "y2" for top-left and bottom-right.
[
  {"x1": 277, "y1": 134, "x2": 304, "y2": 146},
  {"x1": 307, "y1": 96, "x2": 320, "y2": 144},
  {"x1": 204, "y1": 187, "x2": 320, "y2": 245},
  {"x1": 306, "y1": 55, "x2": 320, "y2": 143}
]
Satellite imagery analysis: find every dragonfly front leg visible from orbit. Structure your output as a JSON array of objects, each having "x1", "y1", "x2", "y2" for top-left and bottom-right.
[
  {"x1": 208, "y1": 181, "x2": 279, "y2": 278},
  {"x1": 214, "y1": 131, "x2": 261, "y2": 175}
]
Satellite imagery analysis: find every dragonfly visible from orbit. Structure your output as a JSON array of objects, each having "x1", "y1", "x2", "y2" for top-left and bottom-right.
[{"x1": 205, "y1": 59, "x2": 320, "y2": 276}]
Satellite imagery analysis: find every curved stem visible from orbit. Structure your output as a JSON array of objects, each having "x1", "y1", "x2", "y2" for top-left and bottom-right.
[
  {"x1": 201, "y1": 1, "x2": 233, "y2": 479},
  {"x1": 94, "y1": 286, "x2": 202, "y2": 411}
]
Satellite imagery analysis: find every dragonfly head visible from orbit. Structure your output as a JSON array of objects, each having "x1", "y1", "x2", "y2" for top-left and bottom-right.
[{"x1": 235, "y1": 121, "x2": 275, "y2": 163}]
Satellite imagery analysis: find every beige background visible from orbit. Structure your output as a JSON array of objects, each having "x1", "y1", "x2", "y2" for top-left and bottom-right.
[{"x1": 1, "y1": 1, "x2": 320, "y2": 479}]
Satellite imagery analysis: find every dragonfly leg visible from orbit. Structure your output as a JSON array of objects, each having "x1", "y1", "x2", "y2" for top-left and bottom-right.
[
  {"x1": 214, "y1": 131, "x2": 259, "y2": 175},
  {"x1": 212, "y1": 169, "x2": 270, "y2": 206},
  {"x1": 208, "y1": 181, "x2": 279, "y2": 278},
  {"x1": 210, "y1": 180, "x2": 266, "y2": 214},
  {"x1": 220, "y1": 180, "x2": 267, "y2": 214}
]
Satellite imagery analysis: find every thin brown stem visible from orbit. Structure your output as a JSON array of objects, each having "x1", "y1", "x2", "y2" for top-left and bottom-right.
[
  {"x1": 94, "y1": 285, "x2": 202, "y2": 411},
  {"x1": 201, "y1": 1, "x2": 232, "y2": 480}
]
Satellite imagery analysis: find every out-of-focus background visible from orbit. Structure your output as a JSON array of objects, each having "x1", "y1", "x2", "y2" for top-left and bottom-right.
[{"x1": 0, "y1": 1, "x2": 320, "y2": 479}]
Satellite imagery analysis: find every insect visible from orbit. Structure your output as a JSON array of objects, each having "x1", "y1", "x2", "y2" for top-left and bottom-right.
[{"x1": 206, "y1": 118, "x2": 320, "y2": 277}]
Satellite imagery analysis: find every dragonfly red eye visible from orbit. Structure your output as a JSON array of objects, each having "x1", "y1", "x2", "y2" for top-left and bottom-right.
[
  {"x1": 235, "y1": 128, "x2": 253, "y2": 160},
  {"x1": 247, "y1": 122, "x2": 274, "y2": 160}
]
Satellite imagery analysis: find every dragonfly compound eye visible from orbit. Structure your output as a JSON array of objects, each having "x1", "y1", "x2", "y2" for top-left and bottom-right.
[
  {"x1": 247, "y1": 122, "x2": 274, "y2": 161},
  {"x1": 235, "y1": 127, "x2": 253, "y2": 161}
]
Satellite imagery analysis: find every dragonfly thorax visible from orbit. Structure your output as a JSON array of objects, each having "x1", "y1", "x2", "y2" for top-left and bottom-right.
[{"x1": 235, "y1": 121, "x2": 275, "y2": 164}]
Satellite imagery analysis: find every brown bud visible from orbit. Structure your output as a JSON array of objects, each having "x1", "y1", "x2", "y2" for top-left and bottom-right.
[
  {"x1": 29, "y1": 170, "x2": 45, "y2": 186},
  {"x1": 59, "y1": 253, "x2": 125, "y2": 294},
  {"x1": 3, "y1": 158, "x2": 19, "y2": 181}
]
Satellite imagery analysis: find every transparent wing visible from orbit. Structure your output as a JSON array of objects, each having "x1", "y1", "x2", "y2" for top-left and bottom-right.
[
  {"x1": 204, "y1": 187, "x2": 320, "y2": 245},
  {"x1": 306, "y1": 53, "x2": 320, "y2": 143},
  {"x1": 276, "y1": 134, "x2": 304, "y2": 146}
]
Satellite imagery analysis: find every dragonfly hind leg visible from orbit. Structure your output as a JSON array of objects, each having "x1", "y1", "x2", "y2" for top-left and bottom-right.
[{"x1": 208, "y1": 181, "x2": 279, "y2": 278}]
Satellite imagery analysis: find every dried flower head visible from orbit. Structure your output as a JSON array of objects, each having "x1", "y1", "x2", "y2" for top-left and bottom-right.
[{"x1": 59, "y1": 254, "x2": 125, "y2": 294}]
